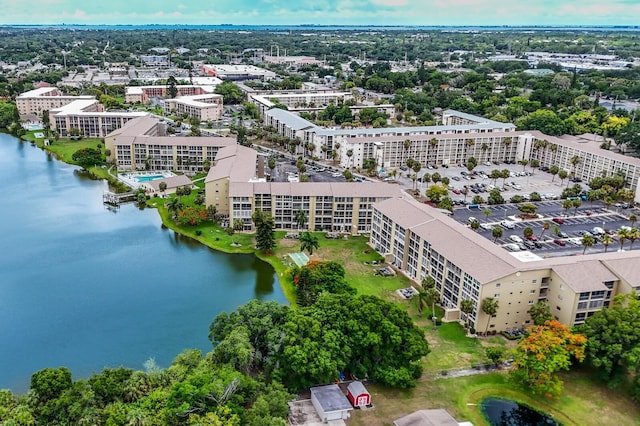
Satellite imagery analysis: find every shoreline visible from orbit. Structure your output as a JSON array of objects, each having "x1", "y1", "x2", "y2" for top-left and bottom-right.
[{"x1": 19, "y1": 131, "x2": 298, "y2": 305}]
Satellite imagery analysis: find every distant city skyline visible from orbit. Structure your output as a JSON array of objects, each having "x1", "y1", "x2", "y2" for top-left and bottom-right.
[{"x1": 1, "y1": 0, "x2": 639, "y2": 26}]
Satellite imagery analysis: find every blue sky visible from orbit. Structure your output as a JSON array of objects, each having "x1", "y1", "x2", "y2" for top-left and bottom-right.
[{"x1": 2, "y1": 0, "x2": 639, "y2": 26}]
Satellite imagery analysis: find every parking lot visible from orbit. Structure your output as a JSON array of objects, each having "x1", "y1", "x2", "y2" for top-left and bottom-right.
[
  {"x1": 267, "y1": 156, "x2": 369, "y2": 184},
  {"x1": 453, "y1": 199, "x2": 639, "y2": 257}
]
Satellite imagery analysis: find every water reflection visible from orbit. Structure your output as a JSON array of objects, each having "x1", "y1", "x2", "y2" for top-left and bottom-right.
[{"x1": 482, "y1": 398, "x2": 559, "y2": 426}]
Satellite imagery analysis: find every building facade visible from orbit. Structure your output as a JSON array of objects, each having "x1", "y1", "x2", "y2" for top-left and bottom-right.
[{"x1": 370, "y1": 197, "x2": 640, "y2": 333}]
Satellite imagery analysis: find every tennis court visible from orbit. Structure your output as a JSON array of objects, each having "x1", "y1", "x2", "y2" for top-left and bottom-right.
[{"x1": 288, "y1": 252, "x2": 310, "y2": 267}]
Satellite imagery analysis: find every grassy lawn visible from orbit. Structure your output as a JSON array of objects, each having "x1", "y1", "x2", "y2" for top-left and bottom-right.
[{"x1": 349, "y1": 370, "x2": 640, "y2": 426}]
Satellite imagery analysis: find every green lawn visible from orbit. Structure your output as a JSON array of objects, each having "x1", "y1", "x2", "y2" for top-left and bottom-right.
[{"x1": 350, "y1": 370, "x2": 640, "y2": 426}]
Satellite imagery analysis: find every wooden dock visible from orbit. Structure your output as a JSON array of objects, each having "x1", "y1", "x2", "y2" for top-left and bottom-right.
[{"x1": 103, "y1": 191, "x2": 137, "y2": 206}]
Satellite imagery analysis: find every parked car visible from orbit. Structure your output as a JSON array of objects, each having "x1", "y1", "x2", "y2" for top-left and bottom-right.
[
  {"x1": 509, "y1": 235, "x2": 523, "y2": 243},
  {"x1": 534, "y1": 241, "x2": 543, "y2": 249},
  {"x1": 523, "y1": 240, "x2": 536, "y2": 250},
  {"x1": 552, "y1": 217, "x2": 564, "y2": 224},
  {"x1": 504, "y1": 243, "x2": 520, "y2": 252},
  {"x1": 557, "y1": 231, "x2": 569, "y2": 238},
  {"x1": 501, "y1": 220, "x2": 515, "y2": 229},
  {"x1": 526, "y1": 234, "x2": 538, "y2": 241},
  {"x1": 591, "y1": 227, "x2": 605, "y2": 236},
  {"x1": 553, "y1": 239, "x2": 566, "y2": 246},
  {"x1": 468, "y1": 216, "x2": 478, "y2": 224}
]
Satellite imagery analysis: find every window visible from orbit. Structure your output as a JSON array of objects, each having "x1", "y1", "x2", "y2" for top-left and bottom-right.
[
  {"x1": 496, "y1": 283, "x2": 501, "y2": 288},
  {"x1": 529, "y1": 300, "x2": 534, "y2": 305},
  {"x1": 530, "y1": 289, "x2": 536, "y2": 294},
  {"x1": 494, "y1": 293, "x2": 500, "y2": 298},
  {"x1": 556, "y1": 306, "x2": 561, "y2": 311}
]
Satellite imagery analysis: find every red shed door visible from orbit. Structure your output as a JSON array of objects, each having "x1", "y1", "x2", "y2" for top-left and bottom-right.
[{"x1": 357, "y1": 395, "x2": 368, "y2": 406}]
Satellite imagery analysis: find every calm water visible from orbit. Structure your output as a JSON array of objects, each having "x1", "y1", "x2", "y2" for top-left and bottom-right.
[
  {"x1": 0, "y1": 134, "x2": 286, "y2": 393},
  {"x1": 482, "y1": 398, "x2": 559, "y2": 425}
]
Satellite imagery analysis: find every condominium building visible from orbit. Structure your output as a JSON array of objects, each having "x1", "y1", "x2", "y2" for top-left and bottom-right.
[
  {"x1": 250, "y1": 92, "x2": 353, "y2": 116},
  {"x1": 203, "y1": 143, "x2": 402, "y2": 231},
  {"x1": 263, "y1": 108, "x2": 640, "y2": 202},
  {"x1": 16, "y1": 87, "x2": 94, "y2": 119},
  {"x1": 124, "y1": 84, "x2": 220, "y2": 104},
  {"x1": 50, "y1": 100, "x2": 147, "y2": 138},
  {"x1": 105, "y1": 116, "x2": 236, "y2": 173},
  {"x1": 201, "y1": 64, "x2": 277, "y2": 81},
  {"x1": 163, "y1": 93, "x2": 223, "y2": 121},
  {"x1": 370, "y1": 197, "x2": 640, "y2": 333}
]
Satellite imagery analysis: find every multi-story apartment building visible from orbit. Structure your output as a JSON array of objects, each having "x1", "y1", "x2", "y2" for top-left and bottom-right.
[
  {"x1": 201, "y1": 64, "x2": 277, "y2": 81},
  {"x1": 203, "y1": 143, "x2": 402, "y2": 231},
  {"x1": 163, "y1": 93, "x2": 223, "y2": 121},
  {"x1": 370, "y1": 197, "x2": 640, "y2": 333},
  {"x1": 264, "y1": 108, "x2": 640, "y2": 203},
  {"x1": 124, "y1": 84, "x2": 221, "y2": 104},
  {"x1": 50, "y1": 100, "x2": 147, "y2": 138},
  {"x1": 105, "y1": 116, "x2": 236, "y2": 173},
  {"x1": 16, "y1": 87, "x2": 94, "y2": 119}
]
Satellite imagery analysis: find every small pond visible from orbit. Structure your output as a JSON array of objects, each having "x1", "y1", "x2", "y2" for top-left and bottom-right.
[{"x1": 481, "y1": 398, "x2": 560, "y2": 426}]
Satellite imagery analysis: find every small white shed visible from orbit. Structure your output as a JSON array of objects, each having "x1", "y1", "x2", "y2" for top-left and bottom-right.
[{"x1": 310, "y1": 384, "x2": 353, "y2": 422}]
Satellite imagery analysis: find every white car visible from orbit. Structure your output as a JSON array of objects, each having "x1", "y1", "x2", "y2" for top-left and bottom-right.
[
  {"x1": 504, "y1": 243, "x2": 520, "y2": 252},
  {"x1": 501, "y1": 220, "x2": 516, "y2": 229},
  {"x1": 509, "y1": 235, "x2": 523, "y2": 243},
  {"x1": 468, "y1": 216, "x2": 478, "y2": 224},
  {"x1": 591, "y1": 227, "x2": 605, "y2": 236}
]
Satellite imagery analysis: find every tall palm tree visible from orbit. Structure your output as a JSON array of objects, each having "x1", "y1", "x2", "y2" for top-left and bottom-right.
[
  {"x1": 628, "y1": 228, "x2": 639, "y2": 249},
  {"x1": 429, "y1": 137, "x2": 439, "y2": 165},
  {"x1": 233, "y1": 218, "x2": 244, "y2": 232},
  {"x1": 601, "y1": 234, "x2": 614, "y2": 252},
  {"x1": 617, "y1": 228, "x2": 630, "y2": 251},
  {"x1": 481, "y1": 297, "x2": 499, "y2": 336},
  {"x1": 464, "y1": 138, "x2": 475, "y2": 158},
  {"x1": 481, "y1": 143, "x2": 489, "y2": 162},
  {"x1": 403, "y1": 139, "x2": 411, "y2": 165},
  {"x1": 502, "y1": 137, "x2": 512, "y2": 159},
  {"x1": 295, "y1": 209, "x2": 307, "y2": 230},
  {"x1": 460, "y1": 299, "x2": 474, "y2": 326},
  {"x1": 539, "y1": 222, "x2": 550, "y2": 239},
  {"x1": 582, "y1": 235, "x2": 595, "y2": 254},
  {"x1": 629, "y1": 214, "x2": 637, "y2": 228},
  {"x1": 165, "y1": 197, "x2": 183, "y2": 220},
  {"x1": 299, "y1": 232, "x2": 320, "y2": 255},
  {"x1": 425, "y1": 287, "x2": 440, "y2": 323},
  {"x1": 570, "y1": 155, "x2": 582, "y2": 178}
]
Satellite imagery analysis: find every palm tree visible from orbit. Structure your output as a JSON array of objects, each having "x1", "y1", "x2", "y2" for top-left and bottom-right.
[
  {"x1": 539, "y1": 222, "x2": 550, "y2": 239},
  {"x1": 492, "y1": 226, "x2": 503, "y2": 242},
  {"x1": 502, "y1": 137, "x2": 512, "y2": 158},
  {"x1": 299, "y1": 232, "x2": 320, "y2": 255},
  {"x1": 549, "y1": 165, "x2": 559, "y2": 182},
  {"x1": 428, "y1": 137, "x2": 439, "y2": 164},
  {"x1": 617, "y1": 228, "x2": 630, "y2": 251},
  {"x1": 295, "y1": 209, "x2": 307, "y2": 230},
  {"x1": 403, "y1": 139, "x2": 411, "y2": 164},
  {"x1": 346, "y1": 149, "x2": 354, "y2": 168},
  {"x1": 629, "y1": 214, "x2": 637, "y2": 228},
  {"x1": 464, "y1": 138, "x2": 475, "y2": 158},
  {"x1": 482, "y1": 208, "x2": 492, "y2": 222},
  {"x1": 481, "y1": 143, "x2": 489, "y2": 162},
  {"x1": 481, "y1": 297, "x2": 499, "y2": 336},
  {"x1": 425, "y1": 287, "x2": 440, "y2": 324},
  {"x1": 165, "y1": 197, "x2": 183, "y2": 220},
  {"x1": 601, "y1": 234, "x2": 614, "y2": 252},
  {"x1": 628, "y1": 228, "x2": 639, "y2": 249},
  {"x1": 570, "y1": 155, "x2": 582, "y2": 178},
  {"x1": 582, "y1": 234, "x2": 595, "y2": 254},
  {"x1": 460, "y1": 299, "x2": 474, "y2": 327}
]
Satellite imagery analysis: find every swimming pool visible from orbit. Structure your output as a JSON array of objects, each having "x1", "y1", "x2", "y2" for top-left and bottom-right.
[{"x1": 135, "y1": 175, "x2": 165, "y2": 182}]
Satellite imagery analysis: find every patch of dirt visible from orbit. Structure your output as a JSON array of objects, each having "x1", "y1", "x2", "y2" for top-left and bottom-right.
[{"x1": 279, "y1": 238, "x2": 299, "y2": 248}]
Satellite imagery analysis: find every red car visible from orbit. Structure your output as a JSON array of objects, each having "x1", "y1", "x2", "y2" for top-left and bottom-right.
[
  {"x1": 552, "y1": 217, "x2": 564, "y2": 224},
  {"x1": 553, "y1": 239, "x2": 566, "y2": 246},
  {"x1": 527, "y1": 235, "x2": 538, "y2": 241}
]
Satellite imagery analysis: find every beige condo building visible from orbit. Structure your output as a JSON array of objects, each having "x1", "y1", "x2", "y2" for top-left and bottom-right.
[
  {"x1": 105, "y1": 116, "x2": 235, "y2": 173},
  {"x1": 370, "y1": 197, "x2": 640, "y2": 333}
]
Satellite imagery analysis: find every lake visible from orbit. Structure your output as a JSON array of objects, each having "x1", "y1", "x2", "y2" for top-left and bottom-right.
[{"x1": 0, "y1": 134, "x2": 286, "y2": 393}]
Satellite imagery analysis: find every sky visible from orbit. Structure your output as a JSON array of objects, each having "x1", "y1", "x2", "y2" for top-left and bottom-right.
[{"x1": 1, "y1": 0, "x2": 640, "y2": 26}]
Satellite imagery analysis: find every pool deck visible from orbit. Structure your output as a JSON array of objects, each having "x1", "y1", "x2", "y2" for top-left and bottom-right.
[{"x1": 118, "y1": 171, "x2": 176, "y2": 190}]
